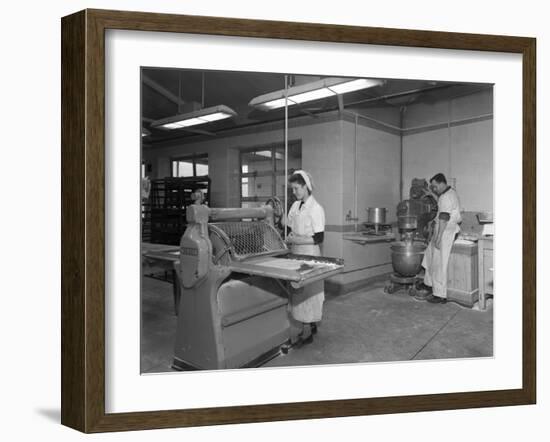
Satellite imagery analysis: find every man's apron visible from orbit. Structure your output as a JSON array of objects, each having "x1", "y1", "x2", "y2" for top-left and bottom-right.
[
  {"x1": 422, "y1": 189, "x2": 461, "y2": 298},
  {"x1": 422, "y1": 228, "x2": 456, "y2": 298}
]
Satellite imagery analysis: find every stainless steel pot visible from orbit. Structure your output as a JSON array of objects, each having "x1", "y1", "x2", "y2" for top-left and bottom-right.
[
  {"x1": 390, "y1": 241, "x2": 427, "y2": 277},
  {"x1": 367, "y1": 207, "x2": 387, "y2": 225}
]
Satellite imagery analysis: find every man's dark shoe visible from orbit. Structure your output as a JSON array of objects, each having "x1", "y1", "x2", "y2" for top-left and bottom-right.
[
  {"x1": 426, "y1": 294, "x2": 447, "y2": 304},
  {"x1": 414, "y1": 291, "x2": 429, "y2": 302},
  {"x1": 416, "y1": 282, "x2": 433, "y2": 293}
]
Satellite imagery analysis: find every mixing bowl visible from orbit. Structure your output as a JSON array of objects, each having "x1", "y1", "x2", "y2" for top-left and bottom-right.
[{"x1": 390, "y1": 241, "x2": 427, "y2": 277}]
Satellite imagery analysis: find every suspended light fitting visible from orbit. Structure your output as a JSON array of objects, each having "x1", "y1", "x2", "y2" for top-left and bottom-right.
[
  {"x1": 249, "y1": 77, "x2": 384, "y2": 111},
  {"x1": 150, "y1": 105, "x2": 237, "y2": 130},
  {"x1": 150, "y1": 71, "x2": 238, "y2": 131}
]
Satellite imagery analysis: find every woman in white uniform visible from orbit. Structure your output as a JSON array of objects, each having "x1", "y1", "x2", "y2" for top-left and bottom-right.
[{"x1": 285, "y1": 170, "x2": 326, "y2": 345}]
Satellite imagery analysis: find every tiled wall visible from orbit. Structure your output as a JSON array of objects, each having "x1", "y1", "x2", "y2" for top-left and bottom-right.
[
  {"x1": 336, "y1": 117, "x2": 401, "y2": 287},
  {"x1": 341, "y1": 119, "x2": 401, "y2": 225},
  {"x1": 301, "y1": 119, "x2": 343, "y2": 226},
  {"x1": 143, "y1": 114, "x2": 343, "y2": 215},
  {"x1": 143, "y1": 89, "x2": 493, "y2": 293},
  {"x1": 403, "y1": 89, "x2": 492, "y2": 128},
  {"x1": 402, "y1": 89, "x2": 494, "y2": 213}
]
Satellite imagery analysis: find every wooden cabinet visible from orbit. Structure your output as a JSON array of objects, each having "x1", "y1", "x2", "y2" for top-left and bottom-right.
[
  {"x1": 478, "y1": 237, "x2": 494, "y2": 310},
  {"x1": 447, "y1": 241, "x2": 479, "y2": 307}
]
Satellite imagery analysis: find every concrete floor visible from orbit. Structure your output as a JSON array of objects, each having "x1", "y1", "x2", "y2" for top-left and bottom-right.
[{"x1": 141, "y1": 276, "x2": 493, "y2": 373}]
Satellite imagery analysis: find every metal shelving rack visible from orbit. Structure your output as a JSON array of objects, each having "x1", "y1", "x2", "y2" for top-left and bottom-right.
[{"x1": 142, "y1": 176, "x2": 211, "y2": 245}]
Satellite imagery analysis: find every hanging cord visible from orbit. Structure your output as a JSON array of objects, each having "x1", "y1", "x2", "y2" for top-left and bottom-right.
[
  {"x1": 201, "y1": 72, "x2": 205, "y2": 109},
  {"x1": 284, "y1": 74, "x2": 289, "y2": 241},
  {"x1": 177, "y1": 71, "x2": 182, "y2": 114}
]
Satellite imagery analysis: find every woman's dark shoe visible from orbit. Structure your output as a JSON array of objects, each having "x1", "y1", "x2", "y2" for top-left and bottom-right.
[
  {"x1": 294, "y1": 332, "x2": 314, "y2": 348},
  {"x1": 301, "y1": 334, "x2": 314, "y2": 345}
]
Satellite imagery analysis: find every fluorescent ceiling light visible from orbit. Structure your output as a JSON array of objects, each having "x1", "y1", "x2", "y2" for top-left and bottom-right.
[
  {"x1": 151, "y1": 105, "x2": 237, "y2": 130},
  {"x1": 249, "y1": 77, "x2": 383, "y2": 110},
  {"x1": 176, "y1": 117, "x2": 209, "y2": 127},
  {"x1": 328, "y1": 78, "x2": 381, "y2": 94},
  {"x1": 290, "y1": 88, "x2": 335, "y2": 103},
  {"x1": 160, "y1": 122, "x2": 185, "y2": 130},
  {"x1": 263, "y1": 98, "x2": 296, "y2": 109},
  {"x1": 200, "y1": 112, "x2": 233, "y2": 122}
]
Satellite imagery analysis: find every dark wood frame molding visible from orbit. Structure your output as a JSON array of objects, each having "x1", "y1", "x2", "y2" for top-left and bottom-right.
[{"x1": 61, "y1": 9, "x2": 536, "y2": 433}]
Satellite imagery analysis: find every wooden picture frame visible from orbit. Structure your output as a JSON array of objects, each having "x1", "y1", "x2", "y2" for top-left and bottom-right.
[{"x1": 61, "y1": 9, "x2": 536, "y2": 433}]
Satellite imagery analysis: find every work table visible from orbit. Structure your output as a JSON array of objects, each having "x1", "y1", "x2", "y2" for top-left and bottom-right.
[
  {"x1": 343, "y1": 231, "x2": 396, "y2": 244},
  {"x1": 343, "y1": 230, "x2": 487, "y2": 246}
]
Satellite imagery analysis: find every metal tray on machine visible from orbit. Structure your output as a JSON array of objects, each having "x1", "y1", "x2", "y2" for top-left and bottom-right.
[
  {"x1": 227, "y1": 253, "x2": 344, "y2": 288},
  {"x1": 141, "y1": 243, "x2": 180, "y2": 270},
  {"x1": 142, "y1": 249, "x2": 343, "y2": 288}
]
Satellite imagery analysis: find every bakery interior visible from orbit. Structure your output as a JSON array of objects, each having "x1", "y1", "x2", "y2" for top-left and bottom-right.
[{"x1": 140, "y1": 68, "x2": 494, "y2": 373}]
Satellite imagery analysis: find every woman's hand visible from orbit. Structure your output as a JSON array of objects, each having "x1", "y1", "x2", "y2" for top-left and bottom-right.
[
  {"x1": 285, "y1": 233, "x2": 295, "y2": 245},
  {"x1": 286, "y1": 233, "x2": 312, "y2": 245},
  {"x1": 286, "y1": 233, "x2": 303, "y2": 245}
]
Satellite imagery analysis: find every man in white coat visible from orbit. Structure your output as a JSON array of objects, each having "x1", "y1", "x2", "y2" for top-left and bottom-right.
[{"x1": 420, "y1": 173, "x2": 462, "y2": 304}]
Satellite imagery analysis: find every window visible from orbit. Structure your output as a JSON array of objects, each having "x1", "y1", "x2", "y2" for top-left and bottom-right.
[
  {"x1": 240, "y1": 142, "x2": 301, "y2": 208},
  {"x1": 171, "y1": 154, "x2": 209, "y2": 177}
]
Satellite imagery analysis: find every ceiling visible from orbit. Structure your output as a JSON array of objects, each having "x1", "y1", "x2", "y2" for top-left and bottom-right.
[{"x1": 141, "y1": 68, "x2": 492, "y2": 145}]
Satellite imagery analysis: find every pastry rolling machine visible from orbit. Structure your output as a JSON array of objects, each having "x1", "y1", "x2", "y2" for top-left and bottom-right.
[{"x1": 172, "y1": 205, "x2": 343, "y2": 370}]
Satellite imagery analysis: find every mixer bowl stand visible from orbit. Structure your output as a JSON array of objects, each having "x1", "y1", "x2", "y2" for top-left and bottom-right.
[{"x1": 384, "y1": 273, "x2": 422, "y2": 296}]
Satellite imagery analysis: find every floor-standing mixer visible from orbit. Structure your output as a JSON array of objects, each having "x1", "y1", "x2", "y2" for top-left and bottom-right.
[{"x1": 385, "y1": 179, "x2": 438, "y2": 295}]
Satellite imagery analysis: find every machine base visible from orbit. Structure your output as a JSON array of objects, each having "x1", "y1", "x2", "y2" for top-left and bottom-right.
[
  {"x1": 384, "y1": 273, "x2": 422, "y2": 296},
  {"x1": 172, "y1": 342, "x2": 288, "y2": 371}
]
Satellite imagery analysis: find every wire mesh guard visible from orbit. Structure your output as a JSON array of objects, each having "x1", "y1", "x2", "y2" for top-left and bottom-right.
[{"x1": 210, "y1": 221, "x2": 287, "y2": 260}]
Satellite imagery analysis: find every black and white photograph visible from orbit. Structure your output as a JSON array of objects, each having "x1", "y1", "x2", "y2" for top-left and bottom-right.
[{"x1": 140, "y1": 68, "x2": 494, "y2": 373}]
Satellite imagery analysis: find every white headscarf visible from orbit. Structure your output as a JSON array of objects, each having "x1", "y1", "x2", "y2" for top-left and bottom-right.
[{"x1": 293, "y1": 170, "x2": 314, "y2": 192}]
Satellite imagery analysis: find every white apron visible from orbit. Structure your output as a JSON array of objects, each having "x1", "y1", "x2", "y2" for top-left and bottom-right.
[
  {"x1": 290, "y1": 243, "x2": 324, "y2": 322},
  {"x1": 287, "y1": 196, "x2": 325, "y2": 322},
  {"x1": 422, "y1": 188, "x2": 461, "y2": 298}
]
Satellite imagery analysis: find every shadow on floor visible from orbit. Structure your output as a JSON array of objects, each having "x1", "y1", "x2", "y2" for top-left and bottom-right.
[{"x1": 35, "y1": 408, "x2": 60, "y2": 423}]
